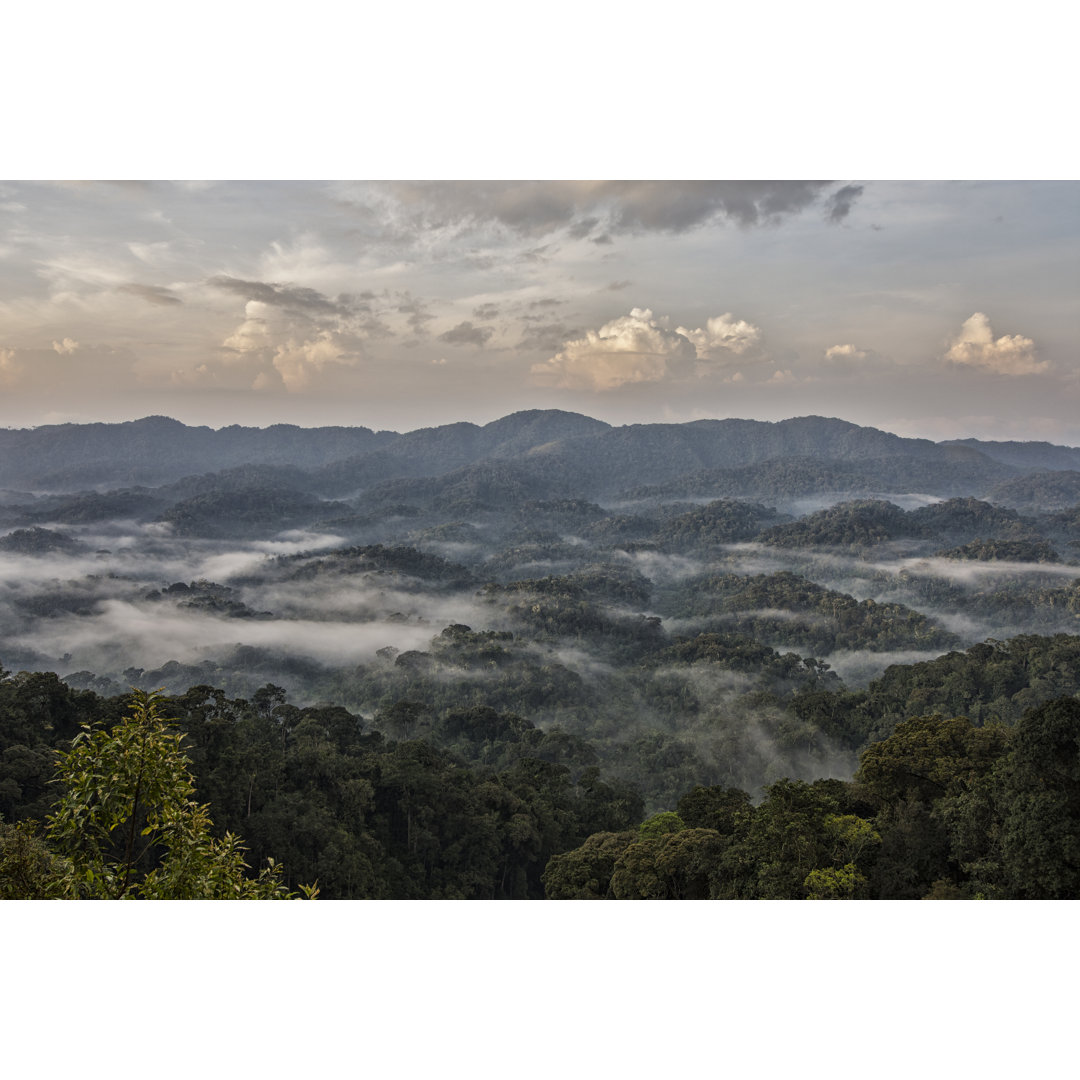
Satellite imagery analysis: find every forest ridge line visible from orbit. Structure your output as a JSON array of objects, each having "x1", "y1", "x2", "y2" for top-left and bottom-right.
[{"x1": 2, "y1": 410, "x2": 1080, "y2": 494}]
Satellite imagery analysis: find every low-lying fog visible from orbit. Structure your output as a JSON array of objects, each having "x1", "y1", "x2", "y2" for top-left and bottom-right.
[{"x1": 2, "y1": 507, "x2": 1077, "y2": 712}]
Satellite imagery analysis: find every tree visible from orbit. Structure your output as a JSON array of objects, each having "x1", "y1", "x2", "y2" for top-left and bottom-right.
[
  {"x1": 638, "y1": 811, "x2": 686, "y2": 839},
  {"x1": 542, "y1": 830, "x2": 638, "y2": 899},
  {"x1": 996, "y1": 697, "x2": 1080, "y2": 898},
  {"x1": 804, "y1": 863, "x2": 866, "y2": 900},
  {"x1": 610, "y1": 829, "x2": 727, "y2": 899},
  {"x1": 44, "y1": 689, "x2": 314, "y2": 899},
  {"x1": 0, "y1": 818, "x2": 66, "y2": 899}
]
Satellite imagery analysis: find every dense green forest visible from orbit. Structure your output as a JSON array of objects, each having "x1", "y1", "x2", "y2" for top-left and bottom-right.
[
  {"x1": 3, "y1": 661, "x2": 1080, "y2": 898},
  {"x1": 2, "y1": 411, "x2": 1080, "y2": 898}
]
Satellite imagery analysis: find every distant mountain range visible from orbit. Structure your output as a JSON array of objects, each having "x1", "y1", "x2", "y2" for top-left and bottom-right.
[{"x1": 2, "y1": 411, "x2": 1080, "y2": 509}]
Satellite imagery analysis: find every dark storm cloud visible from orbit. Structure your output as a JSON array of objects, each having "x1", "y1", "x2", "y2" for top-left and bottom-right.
[
  {"x1": 438, "y1": 321, "x2": 494, "y2": 348},
  {"x1": 603, "y1": 180, "x2": 836, "y2": 231},
  {"x1": 118, "y1": 283, "x2": 183, "y2": 306},
  {"x1": 208, "y1": 275, "x2": 349, "y2": 315},
  {"x1": 374, "y1": 180, "x2": 841, "y2": 239},
  {"x1": 825, "y1": 184, "x2": 864, "y2": 223}
]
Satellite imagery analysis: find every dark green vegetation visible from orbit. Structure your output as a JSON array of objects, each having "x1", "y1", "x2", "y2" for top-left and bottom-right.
[
  {"x1": 0, "y1": 688, "x2": 311, "y2": 899},
  {"x1": 4, "y1": 669, "x2": 1080, "y2": 899},
  {"x1": 2, "y1": 411, "x2": 1080, "y2": 897}
]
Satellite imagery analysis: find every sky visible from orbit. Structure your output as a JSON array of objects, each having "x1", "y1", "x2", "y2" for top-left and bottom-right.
[
  {"x1": 1, "y1": 3, "x2": 1076, "y2": 452},
  {"x1": 1, "y1": 178, "x2": 1076, "y2": 443}
]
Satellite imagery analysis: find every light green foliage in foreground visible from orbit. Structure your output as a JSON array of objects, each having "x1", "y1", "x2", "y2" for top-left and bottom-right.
[{"x1": 42, "y1": 689, "x2": 315, "y2": 899}]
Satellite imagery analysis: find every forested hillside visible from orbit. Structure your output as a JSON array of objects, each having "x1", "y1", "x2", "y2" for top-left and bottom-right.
[{"x1": 2, "y1": 409, "x2": 1080, "y2": 898}]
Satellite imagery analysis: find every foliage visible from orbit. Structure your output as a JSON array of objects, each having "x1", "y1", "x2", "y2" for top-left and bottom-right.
[
  {"x1": 0, "y1": 818, "x2": 67, "y2": 899},
  {"x1": 638, "y1": 811, "x2": 686, "y2": 839},
  {"x1": 45, "y1": 689, "x2": 310, "y2": 899}
]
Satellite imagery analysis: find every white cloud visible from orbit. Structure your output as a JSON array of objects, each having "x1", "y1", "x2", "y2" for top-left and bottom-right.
[
  {"x1": 222, "y1": 300, "x2": 276, "y2": 355},
  {"x1": 676, "y1": 313, "x2": 762, "y2": 358},
  {"x1": 531, "y1": 306, "x2": 762, "y2": 391},
  {"x1": 824, "y1": 343, "x2": 868, "y2": 363},
  {"x1": 218, "y1": 299, "x2": 366, "y2": 392},
  {"x1": 270, "y1": 331, "x2": 359, "y2": 392},
  {"x1": 531, "y1": 307, "x2": 695, "y2": 390},
  {"x1": 766, "y1": 368, "x2": 798, "y2": 385},
  {"x1": 945, "y1": 312, "x2": 1045, "y2": 375},
  {"x1": 52, "y1": 337, "x2": 80, "y2": 355},
  {"x1": 214, "y1": 300, "x2": 367, "y2": 393}
]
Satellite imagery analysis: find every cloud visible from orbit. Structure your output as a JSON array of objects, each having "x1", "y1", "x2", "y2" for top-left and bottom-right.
[
  {"x1": 531, "y1": 306, "x2": 766, "y2": 389},
  {"x1": 438, "y1": 321, "x2": 494, "y2": 348},
  {"x1": 518, "y1": 321, "x2": 580, "y2": 353},
  {"x1": 824, "y1": 184, "x2": 864, "y2": 223},
  {"x1": 531, "y1": 307, "x2": 696, "y2": 390},
  {"x1": 766, "y1": 369, "x2": 798, "y2": 385},
  {"x1": 472, "y1": 303, "x2": 500, "y2": 320},
  {"x1": 945, "y1": 312, "x2": 1045, "y2": 374},
  {"x1": 218, "y1": 300, "x2": 366, "y2": 392},
  {"x1": 363, "y1": 180, "x2": 844, "y2": 241},
  {"x1": 268, "y1": 331, "x2": 362, "y2": 391},
  {"x1": 396, "y1": 292, "x2": 435, "y2": 336},
  {"x1": 52, "y1": 338, "x2": 80, "y2": 355},
  {"x1": 676, "y1": 314, "x2": 762, "y2": 359},
  {"x1": 824, "y1": 344, "x2": 869, "y2": 363},
  {"x1": 822, "y1": 343, "x2": 888, "y2": 372},
  {"x1": 208, "y1": 275, "x2": 348, "y2": 316},
  {"x1": 118, "y1": 283, "x2": 183, "y2": 306}
]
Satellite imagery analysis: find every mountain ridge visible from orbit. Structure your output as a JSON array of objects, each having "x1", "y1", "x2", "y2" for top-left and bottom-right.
[{"x1": 0, "y1": 410, "x2": 1075, "y2": 494}]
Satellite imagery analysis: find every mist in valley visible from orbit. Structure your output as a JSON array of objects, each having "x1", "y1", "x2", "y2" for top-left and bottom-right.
[{"x1": 2, "y1": 411, "x2": 1079, "y2": 811}]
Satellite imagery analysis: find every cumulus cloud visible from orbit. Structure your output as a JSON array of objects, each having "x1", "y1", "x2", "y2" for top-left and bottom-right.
[
  {"x1": 219, "y1": 300, "x2": 366, "y2": 392},
  {"x1": 822, "y1": 343, "x2": 889, "y2": 372},
  {"x1": 676, "y1": 314, "x2": 762, "y2": 359},
  {"x1": 945, "y1": 312, "x2": 1045, "y2": 375},
  {"x1": 531, "y1": 306, "x2": 766, "y2": 390},
  {"x1": 438, "y1": 321, "x2": 494, "y2": 348},
  {"x1": 267, "y1": 331, "x2": 362, "y2": 391},
  {"x1": 766, "y1": 369, "x2": 798, "y2": 385},
  {"x1": 824, "y1": 344, "x2": 869, "y2": 363},
  {"x1": 52, "y1": 338, "x2": 80, "y2": 355},
  {"x1": 531, "y1": 308, "x2": 696, "y2": 390}
]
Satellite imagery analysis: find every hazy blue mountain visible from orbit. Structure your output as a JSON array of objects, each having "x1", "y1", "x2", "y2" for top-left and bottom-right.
[
  {"x1": 2, "y1": 412, "x2": 1077, "y2": 513},
  {"x1": 0, "y1": 416, "x2": 393, "y2": 489},
  {"x1": 946, "y1": 438, "x2": 1080, "y2": 472}
]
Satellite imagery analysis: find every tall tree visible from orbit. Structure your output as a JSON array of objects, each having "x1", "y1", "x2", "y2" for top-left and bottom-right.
[{"x1": 45, "y1": 689, "x2": 313, "y2": 899}]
